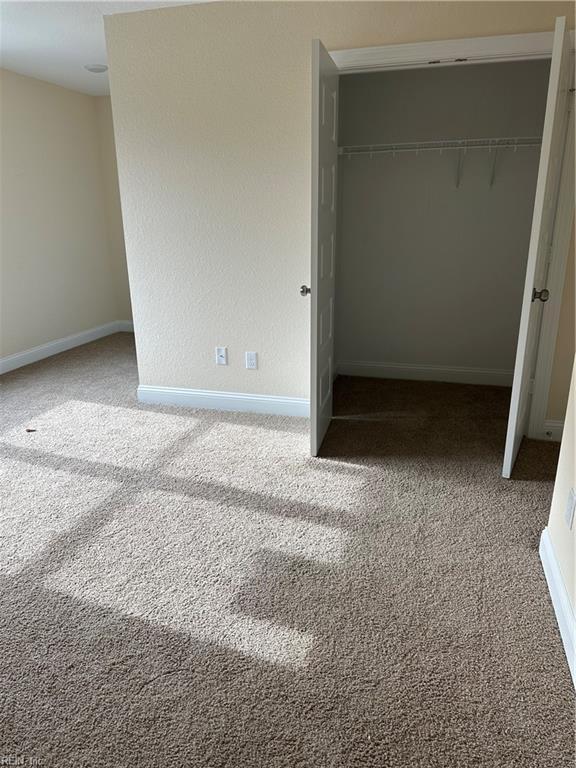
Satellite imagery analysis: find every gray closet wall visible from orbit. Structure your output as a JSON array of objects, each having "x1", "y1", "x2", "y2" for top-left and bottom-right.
[{"x1": 336, "y1": 60, "x2": 550, "y2": 382}]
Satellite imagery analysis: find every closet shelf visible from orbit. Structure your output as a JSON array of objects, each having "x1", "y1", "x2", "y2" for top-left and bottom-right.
[{"x1": 338, "y1": 136, "x2": 542, "y2": 157}]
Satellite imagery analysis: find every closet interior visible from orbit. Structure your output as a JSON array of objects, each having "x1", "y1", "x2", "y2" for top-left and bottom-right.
[{"x1": 334, "y1": 60, "x2": 551, "y2": 395}]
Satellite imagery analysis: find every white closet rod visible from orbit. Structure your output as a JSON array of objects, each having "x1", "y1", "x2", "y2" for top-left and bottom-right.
[{"x1": 338, "y1": 136, "x2": 542, "y2": 157}]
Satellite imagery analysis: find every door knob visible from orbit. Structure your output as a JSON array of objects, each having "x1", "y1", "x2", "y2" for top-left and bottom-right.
[
  {"x1": 532, "y1": 288, "x2": 550, "y2": 303},
  {"x1": 300, "y1": 285, "x2": 311, "y2": 296}
]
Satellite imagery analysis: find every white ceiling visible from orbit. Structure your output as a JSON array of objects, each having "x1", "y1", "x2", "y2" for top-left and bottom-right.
[{"x1": 0, "y1": 1, "x2": 196, "y2": 96}]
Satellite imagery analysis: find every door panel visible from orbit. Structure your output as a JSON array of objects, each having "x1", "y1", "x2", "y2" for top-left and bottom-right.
[
  {"x1": 311, "y1": 40, "x2": 339, "y2": 456},
  {"x1": 528, "y1": 105, "x2": 574, "y2": 439},
  {"x1": 502, "y1": 16, "x2": 572, "y2": 478}
]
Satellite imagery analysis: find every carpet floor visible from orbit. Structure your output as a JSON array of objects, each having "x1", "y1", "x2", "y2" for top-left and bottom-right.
[{"x1": 0, "y1": 333, "x2": 573, "y2": 767}]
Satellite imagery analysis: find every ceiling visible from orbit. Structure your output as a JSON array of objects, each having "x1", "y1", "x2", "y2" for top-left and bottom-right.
[{"x1": 0, "y1": 1, "x2": 197, "y2": 96}]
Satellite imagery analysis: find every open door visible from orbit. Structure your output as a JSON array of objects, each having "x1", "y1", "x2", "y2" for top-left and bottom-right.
[
  {"x1": 310, "y1": 40, "x2": 339, "y2": 456},
  {"x1": 502, "y1": 16, "x2": 572, "y2": 478}
]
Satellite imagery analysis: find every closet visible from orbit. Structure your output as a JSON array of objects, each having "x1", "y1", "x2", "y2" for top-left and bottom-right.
[
  {"x1": 335, "y1": 60, "x2": 550, "y2": 390},
  {"x1": 310, "y1": 23, "x2": 574, "y2": 473}
]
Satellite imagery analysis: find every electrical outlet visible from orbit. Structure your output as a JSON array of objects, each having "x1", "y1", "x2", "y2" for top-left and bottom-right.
[
  {"x1": 245, "y1": 351, "x2": 258, "y2": 370},
  {"x1": 215, "y1": 346, "x2": 228, "y2": 366},
  {"x1": 565, "y1": 488, "x2": 576, "y2": 530}
]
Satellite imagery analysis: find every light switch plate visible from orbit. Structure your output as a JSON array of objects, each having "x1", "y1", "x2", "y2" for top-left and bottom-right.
[
  {"x1": 215, "y1": 346, "x2": 228, "y2": 365},
  {"x1": 245, "y1": 351, "x2": 258, "y2": 370},
  {"x1": 565, "y1": 487, "x2": 576, "y2": 529}
]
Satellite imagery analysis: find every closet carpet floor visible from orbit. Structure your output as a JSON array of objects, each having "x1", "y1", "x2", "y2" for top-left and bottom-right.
[{"x1": 0, "y1": 333, "x2": 573, "y2": 768}]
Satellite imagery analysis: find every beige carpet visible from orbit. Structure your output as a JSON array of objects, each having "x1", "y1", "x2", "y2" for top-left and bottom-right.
[{"x1": 0, "y1": 333, "x2": 573, "y2": 767}]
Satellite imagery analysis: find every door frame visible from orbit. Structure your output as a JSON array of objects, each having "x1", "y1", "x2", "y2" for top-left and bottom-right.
[
  {"x1": 330, "y1": 30, "x2": 574, "y2": 73},
  {"x1": 528, "y1": 104, "x2": 575, "y2": 441},
  {"x1": 322, "y1": 28, "x2": 574, "y2": 441}
]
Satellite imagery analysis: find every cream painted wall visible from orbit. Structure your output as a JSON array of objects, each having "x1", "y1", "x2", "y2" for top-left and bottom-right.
[
  {"x1": 547, "y1": 226, "x2": 575, "y2": 421},
  {"x1": 105, "y1": 1, "x2": 574, "y2": 397},
  {"x1": 547, "y1": 363, "x2": 575, "y2": 607},
  {"x1": 96, "y1": 96, "x2": 132, "y2": 322},
  {"x1": 0, "y1": 70, "x2": 131, "y2": 359}
]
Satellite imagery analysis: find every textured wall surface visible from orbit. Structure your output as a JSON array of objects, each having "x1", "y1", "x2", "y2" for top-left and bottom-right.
[
  {"x1": 0, "y1": 71, "x2": 131, "y2": 358},
  {"x1": 105, "y1": 1, "x2": 574, "y2": 397},
  {"x1": 96, "y1": 96, "x2": 132, "y2": 322}
]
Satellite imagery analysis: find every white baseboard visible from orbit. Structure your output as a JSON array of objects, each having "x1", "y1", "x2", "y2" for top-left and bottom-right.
[
  {"x1": 0, "y1": 320, "x2": 134, "y2": 375},
  {"x1": 541, "y1": 420, "x2": 565, "y2": 442},
  {"x1": 539, "y1": 527, "x2": 576, "y2": 688},
  {"x1": 115, "y1": 320, "x2": 134, "y2": 333},
  {"x1": 138, "y1": 384, "x2": 310, "y2": 418},
  {"x1": 337, "y1": 360, "x2": 513, "y2": 387}
]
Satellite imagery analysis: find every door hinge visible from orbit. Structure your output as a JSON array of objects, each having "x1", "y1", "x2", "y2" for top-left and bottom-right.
[
  {"x1": 529, "y1": 377, "x2": 535, "y2": 395},
  {"x1": 532, "y1": 288, "x2": 550, "y2": 303}
]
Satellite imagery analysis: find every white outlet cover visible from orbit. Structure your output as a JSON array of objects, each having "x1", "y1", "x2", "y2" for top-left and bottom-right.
[
  {"x1": 245, "y1": 352, "x2": 258, "y2": 370},
  {"x1": 215, "y1": 346, "x2": 228, "y2": 365}
]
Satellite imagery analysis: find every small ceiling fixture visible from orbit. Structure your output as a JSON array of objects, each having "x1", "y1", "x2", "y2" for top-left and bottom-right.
[{"x1": 84, "y1": 64, "x2": 108, "y2": 74}]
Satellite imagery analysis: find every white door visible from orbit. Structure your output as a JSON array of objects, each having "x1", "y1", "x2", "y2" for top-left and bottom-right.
[
  {"x1": 502, "y1": 16, "x2": 572, "y2": 478},
  {"x1": 310, "y1": 40, "x2": 339, "y2": 456}
]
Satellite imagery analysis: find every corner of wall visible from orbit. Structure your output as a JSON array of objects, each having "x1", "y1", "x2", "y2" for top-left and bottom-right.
[{"x1": 95, "y1": 94, "x2": 133, "y2": 323}]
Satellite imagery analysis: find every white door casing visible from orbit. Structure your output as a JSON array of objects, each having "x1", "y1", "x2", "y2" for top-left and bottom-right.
[
  {"x1": 311, "y1": 40, "x2": 339, "y2": 456},
  {"x1": 528, "y1": 103, "x2": 575, "y2": 440},
  {"x1": 502, "y1": 16, "x2": 572, "y2": 478}
]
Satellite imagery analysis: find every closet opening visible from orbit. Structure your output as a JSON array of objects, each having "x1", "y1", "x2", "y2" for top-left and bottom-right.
[
  {"x1": 310, "y1": 22, "x2": 574, "y2": 476},
  {"x1": 334, "y1": 60, "x2": 550, "y2": 460}
]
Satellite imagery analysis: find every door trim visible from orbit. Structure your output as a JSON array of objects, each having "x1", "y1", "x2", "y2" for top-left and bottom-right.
[
  {"x1": 502, "y1": 16, "x2": 572, "y2": 478},
  {"x1": 330, "y1": 30, "x2": 574, "y2": 74},
  {"x1": 529, "y1": 106, "x2": 575, "y2": 440}
]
